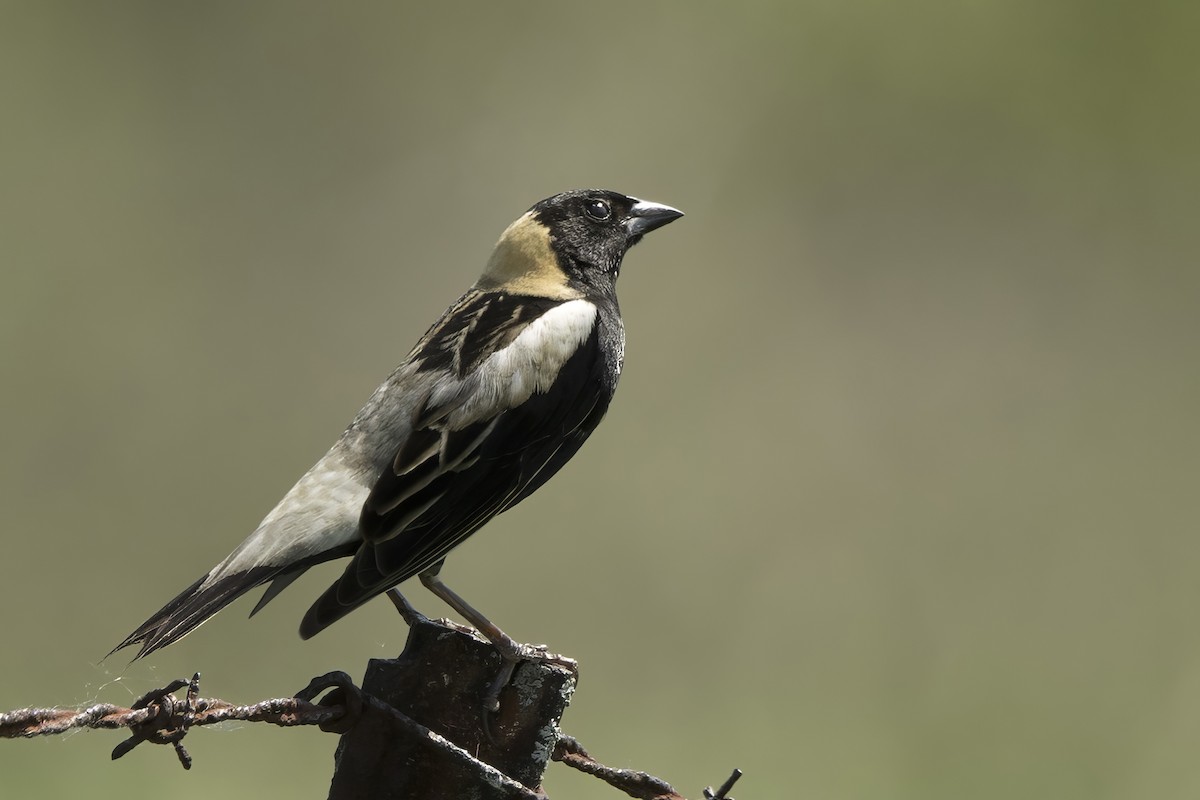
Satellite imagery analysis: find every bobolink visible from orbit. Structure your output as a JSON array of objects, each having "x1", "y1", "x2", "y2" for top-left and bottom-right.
[{"x1": 112, "y1": 189, "x2": 683, "y2": 681}]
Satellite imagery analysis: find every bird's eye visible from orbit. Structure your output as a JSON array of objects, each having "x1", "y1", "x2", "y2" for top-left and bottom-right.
[{"x1": 584, "y1": 198, "x2": 611, "y2": 221}]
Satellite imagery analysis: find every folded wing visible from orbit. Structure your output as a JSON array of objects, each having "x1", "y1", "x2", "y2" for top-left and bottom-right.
[{"x1": 299, "y1": 292, "x2": 611, "y2": 638}]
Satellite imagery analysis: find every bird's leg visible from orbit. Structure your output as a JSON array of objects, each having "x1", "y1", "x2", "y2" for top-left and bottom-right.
[
  {"x1": 418, "y1": 568, "x2": 576, "y2": 715},
  {"x1": 385, "y1": 587, "x2": 427, "y2": 626}
]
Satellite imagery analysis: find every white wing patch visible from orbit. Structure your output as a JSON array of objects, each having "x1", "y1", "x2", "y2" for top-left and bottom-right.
[{"x1": 427, "y1": 299, "x2": 598, "y2": 428}]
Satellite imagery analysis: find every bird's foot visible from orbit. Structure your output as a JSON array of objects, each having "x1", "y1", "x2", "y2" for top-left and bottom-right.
[
  {"x1": 480, "y1": 638, "x2": 578, "y2": 716},
  {"x1": 516, "y1": 643, "x2": 578, "y2": 673},
  {"x1": 479, "y1": 639, "x2": 577, "y2": 745},
  {"x1": 413, "y1": 570, "x2": 577, "y2": 726}
]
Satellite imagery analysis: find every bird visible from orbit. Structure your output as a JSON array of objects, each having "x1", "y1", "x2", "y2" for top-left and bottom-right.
[{"x1": 111, "y1": 189, "x2": 683, "y2": 695}]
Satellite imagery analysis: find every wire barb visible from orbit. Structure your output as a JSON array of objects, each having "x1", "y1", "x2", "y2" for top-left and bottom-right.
[
  {"x1": 110, "y1": 672, "x2": 202, "y2": 768},
  {"x1": 703, "y1": 768, "x2": 743, "y2": 799}
]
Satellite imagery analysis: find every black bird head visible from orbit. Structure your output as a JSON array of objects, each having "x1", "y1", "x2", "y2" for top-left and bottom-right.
[
  {"x1": 477, "y1": 189, "x2": 683, "y2": 299},
  {"x1": 533, "y1": 189, "x2": 684, "y2": 270}
]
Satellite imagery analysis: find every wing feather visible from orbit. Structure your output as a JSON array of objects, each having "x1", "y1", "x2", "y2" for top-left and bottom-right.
[{"x1": 299, "y1": 293, "x2": 615, "y2": 639}]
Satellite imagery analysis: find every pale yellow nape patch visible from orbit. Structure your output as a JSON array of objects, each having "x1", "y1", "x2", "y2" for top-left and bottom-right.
[{"x1": 475, "y1": 213, "x2": 583, "y2": 300}]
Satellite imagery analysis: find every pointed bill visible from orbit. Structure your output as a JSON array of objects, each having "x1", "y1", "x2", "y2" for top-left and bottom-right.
[{"x1": 625, "y1": 199, "x2": 685, "y2": 237}]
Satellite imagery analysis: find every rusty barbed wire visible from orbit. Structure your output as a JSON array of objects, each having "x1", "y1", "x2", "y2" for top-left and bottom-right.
[
  {"x1": 552, "y1": 734, "x2": 741, "y2": 800},
  {"x1": 1, "y1": 671, "x2": 350, "y2": 768},
  {"x1": 3, "y1": 670, "x2": 740, "y2": 798}
]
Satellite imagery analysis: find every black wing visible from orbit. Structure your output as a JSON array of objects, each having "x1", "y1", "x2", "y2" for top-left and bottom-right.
[{"x1": 299, "y1": 294, "x2": 615, "y2": 638}]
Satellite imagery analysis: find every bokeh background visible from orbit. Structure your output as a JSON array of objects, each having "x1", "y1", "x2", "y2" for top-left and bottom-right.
[{"x1": 2, "y1": 2, "x2": 1198, "y2": 798}]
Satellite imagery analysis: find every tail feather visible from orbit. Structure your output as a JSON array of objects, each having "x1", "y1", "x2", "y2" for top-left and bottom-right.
[
  {"x1": 110, "y1": 541, "x2": 362, "y2": 660},
  {"x1": 108, "y1": 573, "x2": 209, "y2": 657},
  {"x1": 110, "y1": 567, "x2": 277, "y2": 660},
  {"x1": 248, "y1": 570, "x2": 305, "y2": 618}
]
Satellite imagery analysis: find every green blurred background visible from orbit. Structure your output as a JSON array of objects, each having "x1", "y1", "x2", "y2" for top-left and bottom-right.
[{"x1": 2, "y1": 2, "x2": 1198, "y2": 798}]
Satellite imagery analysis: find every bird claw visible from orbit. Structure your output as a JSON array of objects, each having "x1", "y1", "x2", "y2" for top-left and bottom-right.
[
  {"x1": 493, "y1": 641, "x2": 576, "y2": 670},
  {"x1": 522, "y1": 645, "x2": 577, "y2": 673},
  {"x1": 481, "y1": 643, "x2": 578, "y2": 732}
]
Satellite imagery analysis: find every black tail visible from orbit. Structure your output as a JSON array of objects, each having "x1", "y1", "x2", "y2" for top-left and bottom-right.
[{"x1": 109, "y1": 567, "x2": 279, "y2": 660}]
